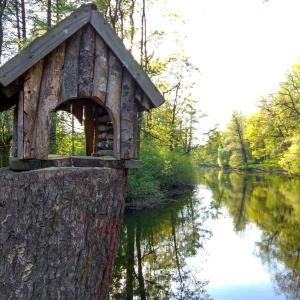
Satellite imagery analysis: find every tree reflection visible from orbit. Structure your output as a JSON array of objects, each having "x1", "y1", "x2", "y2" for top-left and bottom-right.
[
  {"x1": 109, "y1": 191, "x2": 213, "y2": 299},
  {"x1": 200, "y1": 169, "x2": 300, "y2": 300}
]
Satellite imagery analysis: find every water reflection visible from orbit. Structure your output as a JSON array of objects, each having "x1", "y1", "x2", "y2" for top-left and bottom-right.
[
  {"x1": 111, "y1": 170, "x2": 300, "y2": 299},
  {"x1": 109, "y1": 191, "x2": 214, "y2": 299},
  {"x1": 201, "y1": 169, "x2": 300, "y2": 300}
]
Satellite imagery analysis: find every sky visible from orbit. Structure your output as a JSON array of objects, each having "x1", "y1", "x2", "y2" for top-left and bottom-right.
[{"x1": 155, "y1": 0, "x2": 300, "y2": 134}]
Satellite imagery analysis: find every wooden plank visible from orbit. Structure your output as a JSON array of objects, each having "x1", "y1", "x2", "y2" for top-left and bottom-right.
[
  {"x1": 61, "y1": 29, "x2": 82, "y2": 102},
  {"x1": 133, "y1": 103, "x2": 138, "y2": 159},
  {"x1": 136, "y1": 111, "x2": 142, "y2": 159},
  {"x1": 106, "y1": 51, "x2": 122, "y2": 159},
  {"x1": 1, "y1": 78, "x2": 23, "y2": 97},
  {"x1": 92, "y1": 34, "x2": 108, "y2": 103},
  {"x1": 91, "y1": 10, "x2": 164, "y2": 108},
  {"x1": 23, "y1": 59, "x2": 44, "y2": 159},
  {"x1": 0, "y1": 4, "x2": 94, "y2": 87},
  {"x1": 12, "y1": 106, "x2": 18, "y2": 157},
  {"x1": 120, "y1": 69, "x2": 136, "y2": 160},
  {"x1": 135, "y1": 86, "x2": 150, "y2": 111},
  {"x1": 17, "y1": 91, "x2": 24, "y2": 159},
  {"x1": 78, "y1": 24, "x2": 96, "y2": 97},
  {"x1": 84, "y1": 105, "x2": 94, "y2": 156},
  {"x1": 72, "y1": 104, "x2": 83, "y2": 124},
  {"x1": 34, "y1": 43, "x2": 66, "y2": 160}
]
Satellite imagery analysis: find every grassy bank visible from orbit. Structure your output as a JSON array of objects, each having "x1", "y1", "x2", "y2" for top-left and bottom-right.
[{"x1": 126, "y1": 141, "x2": 198, "y2": 209}]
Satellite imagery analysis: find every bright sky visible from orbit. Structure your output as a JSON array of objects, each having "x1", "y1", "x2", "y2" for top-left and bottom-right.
[{"x1": 157, "y1": 0, "x2": 300, "y2": 133}]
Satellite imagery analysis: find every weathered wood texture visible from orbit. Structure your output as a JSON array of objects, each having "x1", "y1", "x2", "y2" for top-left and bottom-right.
[
  {"x1": 34, "y1": 43, "x2": 65, "y2": 159},
  {"x1": 92, "y1": 35, "x2": 108, "y2": 102},
  {"x1": 0, "y1": 167, "x2": 127, "y2": 300},
  {"x1": 23, "y1": 59, "x2": 44, "y2": 159},
  {"x1": 106, "y1": 51, "x2": 122, "y2": 159},
  {"x1": 0, "y1": 4, "x2": 93, "y2": 86},
  {"x1": 17, "y1": 91, "x2": 24, "y2": 159},
  {"x1": 90, "y1": 10, "x2": 164, "y2": 108},
  {"x1": 61, "y1": 29, "x2": 82, "y2": 102},
  {"x1": 84, "y1": 105, "x2": 95, "y2": 156},
  {"x1": 4, "y1": 5, "x2": 163, "y2": 162},
  {"x1": 78, "y1": 25, "x2": 96, "y2": 97},
  {"x1": 120, "y1": 70, "x2": 136, "y2": 159}
]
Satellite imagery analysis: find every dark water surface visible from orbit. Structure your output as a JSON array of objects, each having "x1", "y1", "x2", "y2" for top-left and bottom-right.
[{"x1": 110, "y1": 169, "x2": 300, "y2": 299}]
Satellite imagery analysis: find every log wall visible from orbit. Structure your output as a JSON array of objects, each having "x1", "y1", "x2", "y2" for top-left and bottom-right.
[
  {"x1": 0, "y1": 167, "x2": 127, "y2": 299},
  {"x1": 16, "y1": 24, "x2": 142, "y2": 161}
]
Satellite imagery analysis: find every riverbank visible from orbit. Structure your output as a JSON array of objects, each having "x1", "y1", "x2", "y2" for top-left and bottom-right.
[
  {"x1": 125, "y1": 184, "x2": 195, "y2": 210},
  {"x1": 200, "y1": 164, "x2": 300, "y2": 177}
]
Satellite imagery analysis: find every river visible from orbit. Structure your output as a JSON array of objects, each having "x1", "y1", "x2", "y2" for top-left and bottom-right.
[{"x1": 110, "y1": 169, "x2": 300, "y2": 299}]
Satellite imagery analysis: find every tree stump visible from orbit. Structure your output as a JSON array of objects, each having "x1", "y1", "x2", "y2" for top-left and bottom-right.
[{"x1": 0, "y1": 167, "x2": 127, "y2": 300}]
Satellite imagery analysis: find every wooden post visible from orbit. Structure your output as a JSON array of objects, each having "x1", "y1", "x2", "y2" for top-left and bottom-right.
[
  {"x1": 78, "y1": 25, "x2": 96, "y2": 97},
  {"x1": 61, "y1": 29, "x2": 82, "y2": 102},
  {"x1": 106, "y1": 51, "x2": 122, "y2": 159},
  {"x1": 23, "y1": 59, "x2": 44, "y2": 159},
  {"x1": 17, "y1": 91, "x2": 24, "y2": 159},
  {"x1": 120, "y1": 70, "x2": 136, "y2": 159},
  {"x1": 34, "y1": 43, "x2": 65, "y2": 160},
  {"x1": 93, "y1": 35, "x2": 108, "y2": 103},
  {"x1": 84, "y1": 105, "x2": 95, "y2": 156},
  {"x1": 12, "y1": 106, "x2": 18, "y2": 157}
]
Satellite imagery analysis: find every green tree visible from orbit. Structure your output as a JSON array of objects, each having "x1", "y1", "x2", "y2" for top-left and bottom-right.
[
  {"x1": 0, "y1": 108, "x2": 13, "y2": 167},
  {"x1": 222, "y1": 110, "x2": 249, "y2": 169},
  {"x1": 278, "y1": 134, "x2": 300, "y2": 174},
  {"x1": 196, "y1": 127, "x2": 222, "y2": 166}
]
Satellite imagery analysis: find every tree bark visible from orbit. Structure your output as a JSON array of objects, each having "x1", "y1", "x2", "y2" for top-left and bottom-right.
[{"x1": 0, "y1": 167, "x2": 127, "y2": 300}]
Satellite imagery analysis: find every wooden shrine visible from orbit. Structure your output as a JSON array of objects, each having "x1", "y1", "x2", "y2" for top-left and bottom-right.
[{"x1": 0, "y1": 3, "x2": 164, "y2": 171}]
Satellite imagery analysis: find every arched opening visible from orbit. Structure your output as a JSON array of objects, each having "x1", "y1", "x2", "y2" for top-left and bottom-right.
[{"x1": 50, "y1": 98, "x2": 115, "y2": 158}]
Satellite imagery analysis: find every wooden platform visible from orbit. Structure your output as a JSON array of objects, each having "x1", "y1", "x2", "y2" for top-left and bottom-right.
[{"x1": 9, "y1": 155, "x2": 141, "y2": 171}]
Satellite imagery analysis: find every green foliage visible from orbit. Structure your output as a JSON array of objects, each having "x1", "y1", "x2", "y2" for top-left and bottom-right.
[
  {"x1": 127, "y1": 140, "x2": 198, "y2": 201},
  {"x1": 229, "y1": 152, "x2": 247, "y2": 169},
  {"x1": 279, "y1": 135, "x2": 300, "y2": 174},
  {"x1": 0, "y1": 109, "x2": 13, "y2": 167},
  {"x1": 222, "y1": 110, "x2": 250, "y2": 168},
  {"x1": 195, "y1": 128, "x2": 222, "y2": 166},
  {"x1": 200, "y1": 60, "x2": 300, "y2": 175},
  {"x1": 217, "y1": 148, "x2": 230, "y2": 169},
  {"x1": 49, "y1": 111, "x2": 85, "y2": 156}
]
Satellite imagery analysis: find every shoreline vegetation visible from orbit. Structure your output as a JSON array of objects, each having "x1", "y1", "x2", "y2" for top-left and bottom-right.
[{"x1": 126, "y1": 162, "x2": 300, "y2": 210}]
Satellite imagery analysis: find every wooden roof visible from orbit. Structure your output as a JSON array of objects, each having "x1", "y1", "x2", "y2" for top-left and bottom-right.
[{"x1": 0, "y1": 3, "x2": 164, "y2": 108}]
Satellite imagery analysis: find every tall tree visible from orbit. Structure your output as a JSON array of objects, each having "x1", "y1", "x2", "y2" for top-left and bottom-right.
[
  {"x1": 0, "y1": 0, "x2": 7, "y2": 63},
  {"x1": 222, "y1": 110, "x2": 249, "y2": 168}
]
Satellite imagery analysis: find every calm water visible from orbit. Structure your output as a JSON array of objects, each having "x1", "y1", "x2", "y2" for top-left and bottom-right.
[{"x1": 110, "y1": 169, "x2": 300, "y2": 299}]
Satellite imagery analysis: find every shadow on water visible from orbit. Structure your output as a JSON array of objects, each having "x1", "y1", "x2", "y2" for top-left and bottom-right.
[{"x1": 109, "y1": 190, "x2": 215, "y2": 300}]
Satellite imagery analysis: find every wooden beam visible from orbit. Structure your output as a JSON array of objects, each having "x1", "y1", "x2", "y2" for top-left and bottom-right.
[
  {"x1": 78, "y1": 24, "x2": 96, "y2": 97},
  {"x1": 23, "y1": 59, "x2": 44, "y2": 159},
  {"x1": 92, "y1": 35, "x2": 108, "y2": 103},
  {"x1": 12, "y1": 106, "x2": 18, "y2": 157},
  {"x1": 72, "y1": 104, "x2": 83, "y2": 124},
  {"x1": 34, "y1": 43, "x2": 66, "y2": 160},
  {"x1": 84, "y1": 105, "x2": 94, "y2": 156},
  {"x1": 1, "y1": 78, "x2": 23, "y2": 98},
  {"x1": 0, "y1": 4, "x2": 94, "y2": 87},
  {"x1": 17, "y1": 91, "x2": 24, "y2": 159},
  {"x1": 120, "y1": 70, "x2": 136, "y2": 159},
  {"x1": 90, "y1": 10, "x2": 164, "y2": 108},
  {"x1": 106, "y1": 51, "x2": 122, "y2": 159},
  {"x1": 61, "y1": 29, "x2": 82, "y2": 102},
  {"x1": 135, "y1": 86, "x2": 151, "y2": 111}
]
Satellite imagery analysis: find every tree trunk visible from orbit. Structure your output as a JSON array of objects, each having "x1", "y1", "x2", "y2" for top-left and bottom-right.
[{"x1": 0, "y1": 167, "x2": 127, "y2": 300}]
